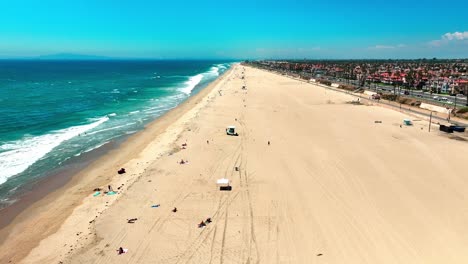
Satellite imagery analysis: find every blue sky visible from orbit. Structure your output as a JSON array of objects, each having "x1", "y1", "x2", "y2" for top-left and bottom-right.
[{"x1": 0, "y1": 0, "x2": 467, "y2": 59}]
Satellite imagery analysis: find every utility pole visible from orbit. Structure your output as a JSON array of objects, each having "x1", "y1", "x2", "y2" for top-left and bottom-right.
[
  {"x1": 466, "y1": 87, "x2": 468, "y2": 106},
  {"x1": 454, "y1": 95, "x2": 457, "y2": 111},
  {"x1": 429, "y1": 112, "x2": 433, "y2": 132}
]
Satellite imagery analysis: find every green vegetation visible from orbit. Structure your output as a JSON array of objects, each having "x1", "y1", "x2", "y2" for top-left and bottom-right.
[
  {"x1": 381, "y1": 94, "x2": 398, "y2": 101},
  {"x1": 338, "y1": 84, "x2": 357, "y2": 92},
  {"x1": 317, "y1": 79, "x2": 331, "y2": 86}
]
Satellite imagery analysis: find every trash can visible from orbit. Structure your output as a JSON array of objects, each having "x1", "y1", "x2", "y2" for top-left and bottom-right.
[{"x1": 450, "y1": 126, "x2": 466, "y2": 133}]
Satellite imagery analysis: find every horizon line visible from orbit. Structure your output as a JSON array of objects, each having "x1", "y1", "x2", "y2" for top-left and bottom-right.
[{"x1": 0, "y1": 58, "x2": 467, "y2": 61}]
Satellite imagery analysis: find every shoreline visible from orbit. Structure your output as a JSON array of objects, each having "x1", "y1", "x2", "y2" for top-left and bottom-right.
[
  {"x1": 0, "y1": 140, "x2": 121, "y2": 230},
  {"x1": 0, "y1": 61, "x2": 233, "y2": 211},
  {"x1": 0, "y1": 64, "x2": 231, "y2": 228},
  {"x1": 0, "y1": 65, "x2": 236, "y2": 263}
]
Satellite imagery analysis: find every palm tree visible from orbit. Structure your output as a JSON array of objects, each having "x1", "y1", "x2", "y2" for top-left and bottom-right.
[
  {"x1": 406, "y1": 70, "x2": 415, "y2": 95},
  {"x1": 394, "y1": 71, "x2": 401, "y2": 96}
]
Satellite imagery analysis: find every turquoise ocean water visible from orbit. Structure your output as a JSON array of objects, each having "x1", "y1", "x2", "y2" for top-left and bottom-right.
[{"x1": 0, "y1": 60, "x2": 232, "y2": 207}]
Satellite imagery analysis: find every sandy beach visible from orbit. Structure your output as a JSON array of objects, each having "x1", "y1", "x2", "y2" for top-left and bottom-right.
[{"x1": 2, "y1": 64, "x2": 468, "y2": 263}]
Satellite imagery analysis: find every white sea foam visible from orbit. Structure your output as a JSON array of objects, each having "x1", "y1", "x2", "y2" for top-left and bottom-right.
[
  {"x1": 74, "y1": 141, "x2": 110, "y2": 157},
  {"x1": 207, "y1": 66, "x2": 220, "y2": 76},
  {"x1": 58, "y1": 156, "x2": 71, "y2": 165},
  {"x1": 179, "y1": 66, "x2": 221, "y2": 95},
  {"x1": 108, "y1": 113, "x2": 117, "y2": 117},
  {"x1": 142, "y1": 110, "x2": 165, "y2": 115},
  {"x1": 86, "y1": 122, "x2": 136, "y2": 136},
  {"x1": 0, "y1": 116, "x2": 109, "y2": 185},
  {"x1": 180, "y1": 74, "x2": 204, "y2": 94}
]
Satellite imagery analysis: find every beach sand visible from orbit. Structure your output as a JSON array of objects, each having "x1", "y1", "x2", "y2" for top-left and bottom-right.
[{"x1": 2, "y1": 64, "x2": 468, "y2": 263}]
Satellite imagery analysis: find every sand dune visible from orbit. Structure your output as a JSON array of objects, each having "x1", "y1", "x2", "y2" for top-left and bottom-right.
[{"x1": 6, "y1": 64, "x2": 468, "y2": 263}]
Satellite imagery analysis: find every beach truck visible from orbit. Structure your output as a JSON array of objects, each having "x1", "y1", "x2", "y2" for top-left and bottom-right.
[{"x1": 226, "y1": 126, "x2": 239, "y2": 136}]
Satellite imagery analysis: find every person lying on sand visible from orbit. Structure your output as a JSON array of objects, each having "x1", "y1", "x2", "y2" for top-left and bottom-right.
[
  {"x1": 127, "y1": 218, "x2": 138, "y2": 223},
  {"x1": 198, "y1": 221, "x2": 206, "y2": 228},
  {"x1": 117, "y1": 247, "x2": 128, "y2": 255},
  {"x1": 182, "y1": 143, "x2": 187, "y2": 147},
  {"x1": 205, "y1": 218, "x2": 212, "y2": 224},
  {"x1": 118, "y1": 168, "x2": 126, "y2": 174}
]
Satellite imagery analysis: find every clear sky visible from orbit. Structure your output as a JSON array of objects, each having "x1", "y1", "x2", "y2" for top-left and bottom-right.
[{"x1": 0, "y1": 0, "x2": 467, "y2": 59}]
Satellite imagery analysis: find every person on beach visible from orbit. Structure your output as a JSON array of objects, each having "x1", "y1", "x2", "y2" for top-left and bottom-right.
[
  {"x1": 198, "y1": 221, "x2": 206, "y2": 228},
  {"x1": 180, "y1": 159, "x2": 185, "y2": 164},
  {"x1": 205, "y1": 218, "x2": 212, "y2": 224},
  {"x1": 268, "y1": 141, "x2": 270, "y2": 146},
  {"x1": 172, "y1": 207, "x2": 177, "y2": 213},
  {"x1": 207, "y1": 140, "x2": 209, "y2": 144},
  {"x1": 127, "y1": 218, "x2": 137, "y2": 223},
  {"x1": 118, "y1": 247, "x2": 125, "y2": 254},
  {"x1": 108, "y1": 185, "x2": 113, "y2": 192}
]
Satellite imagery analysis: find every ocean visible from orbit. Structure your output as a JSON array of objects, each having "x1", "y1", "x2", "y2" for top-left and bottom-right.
[{"x1": 0, "y1": 60, "x2": 233, "y2": 207}]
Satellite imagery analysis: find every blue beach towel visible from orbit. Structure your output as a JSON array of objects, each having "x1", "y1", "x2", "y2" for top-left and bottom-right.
[{"x1": 93, "y1": 191, "x2": 101, "y2": 197}]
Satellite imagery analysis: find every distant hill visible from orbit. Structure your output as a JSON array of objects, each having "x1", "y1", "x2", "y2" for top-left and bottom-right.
[{"x1": 36, "y1": 53, "x2": 112, "y2": 60}]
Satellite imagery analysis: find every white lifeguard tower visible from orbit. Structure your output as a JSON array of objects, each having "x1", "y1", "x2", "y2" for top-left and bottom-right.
[{"x1": 217, "y1": 178, "x2": 232, "y2": 191}]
